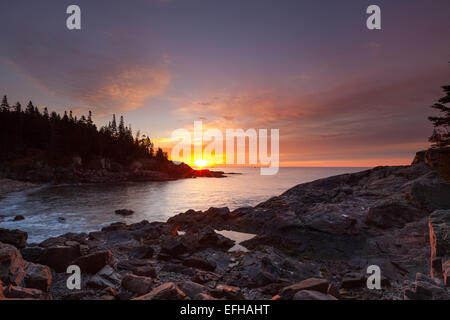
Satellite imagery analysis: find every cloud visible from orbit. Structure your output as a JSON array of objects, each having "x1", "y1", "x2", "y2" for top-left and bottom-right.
[
  {"x1": 1, "y1": 29, "x2": 171, "y2": 115},
  {"x1": 172, "y1": 67, "x2": 448, "y2": 165}
]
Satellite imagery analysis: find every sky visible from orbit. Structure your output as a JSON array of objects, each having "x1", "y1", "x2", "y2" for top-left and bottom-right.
[{"x1": 0, "y1": 0, "x2": 449, "y2": 167}]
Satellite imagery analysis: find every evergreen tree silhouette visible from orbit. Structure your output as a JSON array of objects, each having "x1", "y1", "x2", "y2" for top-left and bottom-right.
[{"x1": 429, "y1": 85, "x2": 450, "y2": 148}]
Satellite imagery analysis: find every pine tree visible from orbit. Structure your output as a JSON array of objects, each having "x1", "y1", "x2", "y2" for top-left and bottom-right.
[
  {"x1": 14, "y1": 102, "x2": 22, "y2": 113},
  {"x1": 26, "y1": 101, "x2": 35, "y2": 114},
  {"x1": 43, "y1": 107, "x2": 49, "y2": 119},
  {"x1": 428, "y1": 85, "x2": 450, "y2": 148},
  {"x1": 156, "y1": 147, "x2": 167, "y2": 162},
  {"x1": 1, "y1": 95, "x2": 9, "y2": 111},
  {"x1": 118, "y1": 116, "x2": 125, "y2": 138},
  {"x1": 87, "y1": 111, "x2": 93, "y2": 126},
  {"x1": 110, "y1": 114, "x2": 118, "y2": 137}
]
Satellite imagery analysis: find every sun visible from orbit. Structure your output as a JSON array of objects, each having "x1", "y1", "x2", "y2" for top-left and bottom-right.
[{"x1": 192, "y1": 159, "x2": 210, "y2": 168}]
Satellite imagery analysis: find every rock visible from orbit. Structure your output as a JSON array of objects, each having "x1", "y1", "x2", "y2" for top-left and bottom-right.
[
  {"x1": 204, "y1": 207, "x2": 231, "y2": 219},
  {"x1": 366, "y1": 200, "x2": 425, "y2": 229},
  {"x1": 97, "y1": 265, "x2": 122, "y2": 285},
  {"x1": 293, "y1": 290, "x2": 338, "y2": 300},
  {"x1": 41, "y1": 245, "x2": 82, "y2": 273},
  {"x1": 0, "y1": 228, "x2": 28, "y2": 248},
  {"x1": 0, "y1": 242, "x2": 52, "y2": 292},
  {"x1": 116, "y1": 290, "x2": 134, "y2": 300},
  {"x1": 133, "y1": 282, "x2": 187, "y2": 300},
  {"x1": 196, "y1": 227, "x2": 235, "y2": 250},
  {"x1": 121, "y1": 274, "x2": 153, "y2": 295},
  {"x1": 20, "y1": 246, "x2": 45, "y2": 264},
  {"x1": 97, "y1": 229, "x2": 137, "y2": 245},
  {"x1": 4, "y1": 285, "x2": 50, "y2": 300},
  {"x1": 38, "y1": 232, "x2": 87, "y2": 248},
  {"x1": 72, "y1": 250, "x2": 114, "y2": 274},
  {"x1": 23, "y1": 263, "x2": 52, "y2": 292},
  {"x1": 87, "y1": 275, "x2": 115, "y2": 289},
  {"x1": 160, "y1": 263, "x2": 195, "y2": 276},
  {"x1": 341, "y1": 273, "x2": 364, "y2": 289},
  {"x1": 129, "y1": 221, "x2": 169, "y2": 240},
  {"x1": 0, "y1": 280, "x2": 4, "y2": 299},
  {"x1": 193, "y1": 270, "x2": 221, "y2": 284},
  {"x1": 101, "y1": 222, "x2": 127, "y2": 232},
  {"x1": 327, "y1": 283, "x2": 340, "y2": 298},
  {"x1": 133, "y1": 265, "x2": 157, "y2": 278},
  {"x1": 411, "y1": 180, "x2": 450, "y2": 212},
  {"x1": 116, "y1": 259, "x2": 157, "y2": 277},
  {"x1": 404, "y1": 273, "x2": 450, "y2": 300},
  {"x1": 126, "y1": 245, "x2": 154, "y2": 260},
  {"x1": 182, "y1": 257, "x2": 216, "y2": 272},
  {"x1": 278, "y1": 278, "x2": 329, "y2": 300},
  {"x1": 13, "y1": 215, "x2": 25, "y2": 221},
  {"x1": 160, "y1": 238, "x2": 188, "y2": 257},
  {"x1": 115, "y1": 209, "x2": 134, "y2": 216},
  {"x1": 212, "y1": 284, "x2": 244, "y2": 300},
  {"x1": 429, "y1": 210, "x2": 450, "y2": 283},
  {"x1": 443, "y1": 261, "x2": 450, "y2": 287},
  {"x1": 177, "y1": 281, "x2": 210, "y2": 299},
  {"x1": 412, "y1": 148, "x2": 450, "y2": 181}
]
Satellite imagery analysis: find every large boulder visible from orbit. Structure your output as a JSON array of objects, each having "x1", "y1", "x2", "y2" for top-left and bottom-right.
[
  {"x1": 72, "y1": 250, "x2": 114, "y2": 274},
  {"x1": 0, "y1": 242, "x2": 52, "y2": 292},
  {"x1": 429, "y1": 210, "x2": 450, "y2": 286},
  {"x1": 23, "y1": 263, "x2": 52, "y2": 292},
  {"x1": 121, "y1": 274, "x2": 153, "y2": 296},
  {"x1": 41, "y1": 245, "x2": 82, "y2": 273},
  {"x1": 0, "y1": 228, "x2": 28, "y2": 248}
]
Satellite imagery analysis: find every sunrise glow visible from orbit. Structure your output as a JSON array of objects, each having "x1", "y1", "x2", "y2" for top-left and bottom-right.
[{"x1": 192, "y1": 159, "x2": 210, "y2": 168}]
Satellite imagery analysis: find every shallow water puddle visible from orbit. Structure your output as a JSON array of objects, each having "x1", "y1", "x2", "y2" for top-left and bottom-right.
[{"x1": 215, "y1": 229, "x2": 256, "y2": 252}]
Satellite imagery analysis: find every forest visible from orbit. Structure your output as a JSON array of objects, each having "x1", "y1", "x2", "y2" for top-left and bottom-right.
[{"x1": 0, "y1": 95, "x2": 168, "y2": 166}]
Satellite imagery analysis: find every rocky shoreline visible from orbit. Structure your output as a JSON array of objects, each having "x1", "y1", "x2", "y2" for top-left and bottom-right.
[
  {"x1": 0, "y1": 157, "x2": 226, "y2": 184},
  {"x1": 0, "y1": 179, "x2": 41, "y2": 201},
  {"x1": 0, "y1": 150, "x2": 449, "y2": 300}
]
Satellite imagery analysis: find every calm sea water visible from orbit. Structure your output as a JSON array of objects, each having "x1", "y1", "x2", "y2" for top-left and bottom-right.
[{"x1": 0, "y1": 167, "x2": 369, "y2": 242}]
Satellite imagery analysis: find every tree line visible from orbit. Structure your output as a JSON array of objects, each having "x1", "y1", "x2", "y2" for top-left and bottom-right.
[{"x1": 0, "y1": 95, "x2": 168, "y2": 166}]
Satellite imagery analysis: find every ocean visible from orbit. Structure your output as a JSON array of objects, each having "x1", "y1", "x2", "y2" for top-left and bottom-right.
[{"x1": 0, "y1": 167, "x2": 369, "y2": 242}]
